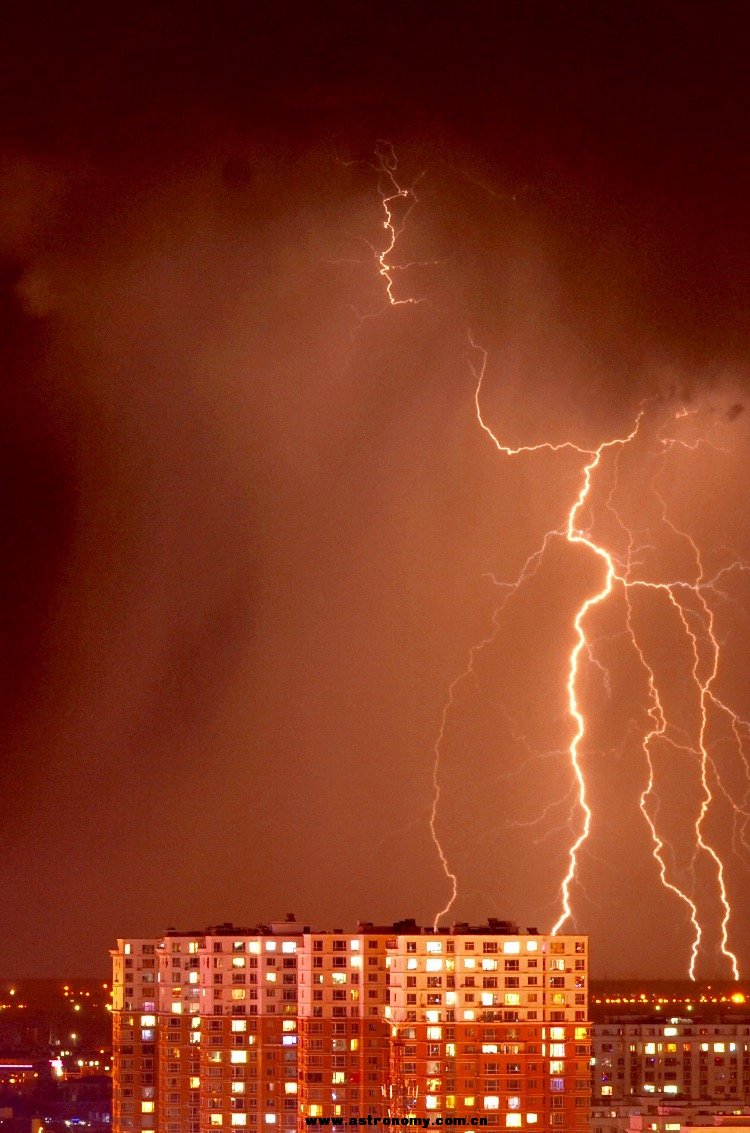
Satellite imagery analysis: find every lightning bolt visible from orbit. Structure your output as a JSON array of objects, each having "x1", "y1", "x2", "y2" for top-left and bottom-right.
[{"x1": 357, "y1": 146, "x2": 747, "y2": 977}]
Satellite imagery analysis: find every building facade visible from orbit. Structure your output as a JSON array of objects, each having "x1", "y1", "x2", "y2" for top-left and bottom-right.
[
  {"x1": 111, "y1": 917, "x2": 590, "y2": 1133},
  {"x1": 592, "y1": 1019, "x2": 750, "y2": 1104}
]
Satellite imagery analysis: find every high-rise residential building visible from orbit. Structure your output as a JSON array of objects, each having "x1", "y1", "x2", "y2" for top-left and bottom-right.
[{"x1": 111, "y1": 917, "x2": 590, "y2": 1133}]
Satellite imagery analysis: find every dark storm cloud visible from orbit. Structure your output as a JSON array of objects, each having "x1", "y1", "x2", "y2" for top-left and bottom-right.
[{"x1": 1, "y1": 0, "x2": 749, "y2": 976}]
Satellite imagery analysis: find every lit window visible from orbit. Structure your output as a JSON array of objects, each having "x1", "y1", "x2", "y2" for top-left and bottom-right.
[
  {"x1": 265, "y1": 941, "x2": 277, "y2": 952},
  {"x1": 284, "y1": 1083, "x2": 297, "y2": 1095},
  {"x1": 482, "y1": 1044, "x2": 498, "y2": 1054},
  {"x1": 281, "y1": 941, "x2": 296, "y2": 954},
  {"x1": 504, "y1": 994, "x2": 520, "y2": 1006},
  {"x1": 463, "y1": 1010, "x2": 475, "y2": 1021},
  {"x1": 190, "y1": 1077, "x2": 200, "y2": 1088},
  {"x1": 526, "y1": 940, "x2": 538, "y2": 952},
  {"x1": 484, "y1": 1096, "x2": 499, "y2": 1109},
  {"x1": 714, "y1": 1043, "x2": 726, "y2": 1053},
  {"x1": 308, "y1": 1107, "x2": 322, "y2": 1118},
  {"x1": 210, "y1": 1116, "x2": 223, "y2": 1127},
  {"x1": 264, "y1": 1116, "x2": 276, "y2": 1125},
  {"x1": 231, "y1": 1117, "x2": 247, "y2": 1127},
  {"x1": 141, "y1": 1015, "x2": 156, "y2": 1026},
  {"x1": 527, "y1": 1115, "x2": 538, "y2": 1124},
  {"x1": 464, "y1": 1097, "x2": 475, "y2": 1108},
  {"x1": 282, "y1": 1019, "x2": 296, "y2": 1031},
  {"x1": 551, "y1": 1028, "x2": 565, "y2": 1040},
  {"x1": 427, "y1": 1027, "x2": 442, "y2": 1040},
  {"x1": 141, "y1": 1102, "x2": 154, "y2": 1114},
  {"x1": 503, "y1": 942, "x2": 520, "y2": 954},
  {"x1": 464, "y1": 958, "x2": 476, "y2": 969},
  {"x1": 425, "y1": 1097, "x2": 437, "y2": 1110},
  {"x1": 505, "y1": 1116, "x2": 522, "y2": 1128},
  {"x1": 232, "y1": 1020, "x2": 247, "y2": 1032},
  {"x1": 407, "y1": 959, "x2": 418, "y2": 970},
  {"x1": 426, "y1": 959, "x2": 443, "y2": 972},
  {"x1": 426, "y1": 941, "x2": 443, "y2": 953},
  {"x1": 507, "y1": 1097, "x2": 520, "y2": 1110},
  {"x1": 230, "y1": 1051, "x2": 247, "y2": 1064},
  {"x1": 350, "y1": 940, "x2": 360, "y2": 951},
  {"x1": 249, "y1": 942, "x2": 261, "y2": 954}
]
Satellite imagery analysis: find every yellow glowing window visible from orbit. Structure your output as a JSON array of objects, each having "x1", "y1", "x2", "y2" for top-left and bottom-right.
[
  {"x1": 350, "y1": 955, "x2": 362, "y2": 968},
  {"x1": 189, "y1": 941, "x2": 199, "y2": 954},
  {"x1": 231, "y1": 1118, "x2": 247, "y2": 1127},
  {"x1": 284, "y1": 1082, "x2": 297, "y2": 1095},
  {"x1": 281, "y1": 941, "x2": 296, "y2": 954},
  {"x1": 527, "y1": 1116, "x2": 538, "y2": 1125},
  {"x1": 426, "y1": 941, "x2": 443, "y2": 953},
  {"x1": 232, "y1": 1020, "x2": 247, "y2": 1032},
  {"x1": 446, "y1": 1096, "x2": 455, "y2": 1109},
  {"x1": 249, "y1": 942, "x2": 260, "y2": 954},
  {"x1": 230, "y1": 1051, "x2": 247, "y2": 1064},
  {"x1": 332, "y1": 972, "x2": 346, "y2": 984},
  {"x1": 141, "y1": 1015, "x2": 156, "y2": 1026},
  {"x1": 210, "y1": 1116, "x2": 223, "y2": 1127},
  {"x1": 526, "y1": 940, "x2": 538, "y2": 951},
  {"x1": 714, "y1": 1042, "x2": 726, "y2": 1053},
  {"x1": 464, "y1": 958, "x2": 476, "y2": 969},
  {"x1": 503, "y1": 942, "x2": 520, "y2": 954},
  {"x1": 504, "y1": 994, "x2": 520, "y2": 1006},
  {"x1": 483, "y1": 1096, "x2": 499, "y2": 1109},
  {"x1": 266, "y1": 972, "x2": 276, "y2": 983},
  {"x1": 232, "y1": 957, "x2": 246, "y2": 969},
  {"x1": 574, "y1": 1027, "x2": 587, "y2": 1040},
  {"x1": 350, "y1": 940, "x2": 360, "y2": 950},
  {"x1": 505, "y1": 1116, "x2": 522, "y2": 1128},
  {"x1": 282, "y1": 1019, "x2": 296, "y2": 1031},
  {"x1": 407, "y1": 959, "x2": 418, "y2": 970},
  {"x1": 427, "y1": 1026, "x2": 442, "y2": 1040},
  {"x1": 551, "y1": 1027, "x2": 565, "y2": 1040},
  {"x1": 426, "y1": 959, "x2": 443, "y2": 971},
  {"x1": 463, "y1": 1010, "x2": 475, "y2": 1021},
  {"x1": 264, "y1": 1115, "x2": 276, "y2": 1125},
  {"x1": 425, "y1": 1097, "x2": 437, "y2": 1110},
  {"x1": 482, "y1": 959, "x2": 498, "y2": 971},
  {"x1": 231, "y1": 1083, "x2": 245, "y2": 1095},
  {"x1": 482, "y1": 1044, "x2": 498, "y2": 1054},
  {"x1": 550, "y1": 1061, "x2": 564, "y2": 1073},
  {"x1": 308, "y1": 1106, "x2": 322, "y2": 1117},
  {"x1": 141, "y1": 1102, "x2": 154, "y2": 1113},
  {"x1": 350, "y1": 1038, "x2": 359, "y2": 1051},
  {"x1": 332, "y1": 1072, "x2": 346, "y2": 1084},
  {"x1": 189, "y1": 1077, "x2": 200, "y2": 1088},
  {"x1": 464, "y1": 1096, "x2": 475, "y2": 1107},
  {"x1": 188, "y1": 971, "x2": 199, "y2": 984}
]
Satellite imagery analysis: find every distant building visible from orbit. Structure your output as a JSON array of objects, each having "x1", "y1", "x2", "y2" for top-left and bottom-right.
[
  {"x1": 111, "y1": 917, "x2": 590, "y2": 1133},
  {"x1": 592, "y1": 1017, "x2": 750, "y2": 1102}
]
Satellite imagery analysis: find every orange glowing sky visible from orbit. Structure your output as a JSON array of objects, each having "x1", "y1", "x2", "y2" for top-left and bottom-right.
[{"x1": 1, "y1": 0, "x2": 749, "y2": 978}]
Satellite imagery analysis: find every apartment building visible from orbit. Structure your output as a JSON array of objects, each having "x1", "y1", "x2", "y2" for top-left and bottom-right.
[
  {"x1": 111, "y1": 917, "x2": 589, "y2": 1133},
  {"x1": 593, "y1": 1018, "x2": 750, "y2": 1102}
]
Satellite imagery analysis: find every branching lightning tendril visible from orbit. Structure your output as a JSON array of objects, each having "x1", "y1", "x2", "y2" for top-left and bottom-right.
[{"x1": 360, "y1": 147, "x2": 747, "y2": 978}]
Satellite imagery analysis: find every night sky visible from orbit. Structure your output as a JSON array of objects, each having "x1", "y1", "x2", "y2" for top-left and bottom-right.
[{"x1": 2, "y1": 1, "x2": 750, "y2": 979}]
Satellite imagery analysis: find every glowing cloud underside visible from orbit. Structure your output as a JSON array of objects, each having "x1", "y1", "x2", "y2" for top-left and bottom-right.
[{"x1": 359, "y1": 147, "x2": 747, "y2": 979}]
